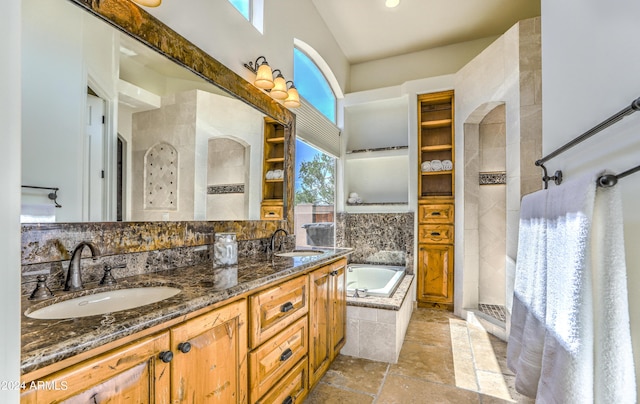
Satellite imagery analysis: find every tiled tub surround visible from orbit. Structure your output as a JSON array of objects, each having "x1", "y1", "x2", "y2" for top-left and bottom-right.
[
  {"x1": 341, "y1": 275, "x2": 415, "y2": 363},
  {"x1": 336, "y1": 212, "x2": 414, "y2": 274},
  {"x1": 21, "y1": 245, "x2": 351, "y2": 375}
]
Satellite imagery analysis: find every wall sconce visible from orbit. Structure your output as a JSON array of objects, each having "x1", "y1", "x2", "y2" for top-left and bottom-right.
[
  {"x1": 131, "y1": 0, "x2": 162, "y2": 7},
  {"x1": 284, "y1": 81, "x2": 300, "y2": 108},
  {"x1": 244, "y1": 57, "x2": 300, "y2": 108}
]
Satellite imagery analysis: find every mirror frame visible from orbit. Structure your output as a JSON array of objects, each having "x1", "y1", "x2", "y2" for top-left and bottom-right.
[{"x1": 37, "y1": 0, "x2": 296, "y2": 238}]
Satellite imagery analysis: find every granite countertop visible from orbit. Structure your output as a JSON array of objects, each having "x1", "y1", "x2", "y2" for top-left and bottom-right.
[{"x1": 21, "y1": 247, "x2": 352, "y2": 376}]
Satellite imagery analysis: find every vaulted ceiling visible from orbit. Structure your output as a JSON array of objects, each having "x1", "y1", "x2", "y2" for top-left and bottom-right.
[{"x1": 311, "y1": 0, "x2": 541, "y2": 64}]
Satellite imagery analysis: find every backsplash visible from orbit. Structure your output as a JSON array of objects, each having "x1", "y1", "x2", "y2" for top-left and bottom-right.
[
  {"x1": 336, "y1": 212, "x2": 414, "y2": 274},
  {"x1": 20, "y1": 221, "x2": 293, "y2": 296}
]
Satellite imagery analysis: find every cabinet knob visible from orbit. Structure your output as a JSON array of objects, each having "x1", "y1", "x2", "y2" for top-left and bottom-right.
[
  {"x1": 178, "y1": 342, "x2": 192, "y2": 353},
  {"x1": 431, "y1": 211, "x2": 442, "y2": 216},
  {"x1": 282, "y1": 396, "x2": 293, "y2": 404},
  {"x1": 329, "y1": 270, "x2": 339, "y2": 276},
  {"x1": 158, "y1": 351, "x2": 173, "y2": 363},
  {"x1": 280, "y1": 348, "x2": 293, "y2": 362},
  {"x1": 280, "y1": 302, "x2": 294, "y2": 313},
  {"x1": 430, "y1": 232, "x2": 441, "y2": 237}
]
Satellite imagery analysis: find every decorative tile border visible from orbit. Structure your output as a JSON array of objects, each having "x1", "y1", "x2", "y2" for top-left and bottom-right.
[
  {"x1": 207, "y1": 184, "x2": 245, "y2": 194},
  {"x1": 479, "y1": 172, "x2": 506, "y2": 185}
]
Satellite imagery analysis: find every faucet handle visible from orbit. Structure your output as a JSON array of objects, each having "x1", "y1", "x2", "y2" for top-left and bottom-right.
[
  {"x1": 100, "y1": 264, "x2": 125, "y2": 286},
  {"x1": 29, "y1": 275, "x2": 54, "y2": 300}
]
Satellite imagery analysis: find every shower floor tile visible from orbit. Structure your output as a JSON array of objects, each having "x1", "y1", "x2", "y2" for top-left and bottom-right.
[{"x1": 478, "y1": 304, "x2": 506, "y2": 322}]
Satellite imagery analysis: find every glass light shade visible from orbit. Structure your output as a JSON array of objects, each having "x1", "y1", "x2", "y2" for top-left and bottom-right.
[
  {"x1": 254, "y1": 63, "x2": 274, "y2": 89},
  {"x1": 385, "y1": 0, "x2": 400, "y2": 7},
  {"x1": 284, "y1": 87, "x2": 301, "y2": 108},
  {"x1": 132, "y1": 0, "x2": 162, "y2": 7},
  {"x1": 270, "y1": 76, "x2": 289, "y2": 100}
]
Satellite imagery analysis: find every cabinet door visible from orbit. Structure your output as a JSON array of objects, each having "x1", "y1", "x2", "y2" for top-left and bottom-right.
[
  {"x1": 417, "y1": 244, "x2": 454, "y2": 305},
  {"x1": 330, "y1": 263, "x2": 346, "y2": 358},
  {"x1": 309, "y1": 265, "x2": 332, "y2": 387},
  {"x1": 170, "y1": 299, "x2": 248, "y2": 403},
  {"x1": 21, "y1": 333, "x2": 171, "y2": 403}
]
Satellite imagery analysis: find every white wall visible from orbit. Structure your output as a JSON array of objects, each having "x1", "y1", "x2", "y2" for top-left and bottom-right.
[
  {"x1": 349, "y1": 37, "x2": 498, "y2": 93},
  {"x1": 1, "y1": 0, "x2": 21, "y2": 401},
  {"x1": 541, "y1": 0, "x2": 640, "y2": 395},
  {"x1": 146, "y1": 0, "x2": 350, "y2": 97}
]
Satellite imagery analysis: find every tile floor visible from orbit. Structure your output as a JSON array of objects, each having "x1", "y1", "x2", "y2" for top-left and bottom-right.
[{"x1": 305, "y1": 308, "x2": 534, "y2": 403}]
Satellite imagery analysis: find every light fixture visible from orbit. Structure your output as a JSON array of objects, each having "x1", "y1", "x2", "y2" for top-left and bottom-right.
[
  {"x1": 243, "y1": 57, "x2": 300, "y2": 108},
  {"x1": 131, "y1": 0, "x2": 162, "y2": 7},
  {"x1": 284, "y1": 81, "x2": 301, "y2": 108},
  {"x1": 385, "y1": 0, "x2": 400, "y2": 8},
  {"x1": 270, "y1": 70, "x2": 289, "y2": 100}
]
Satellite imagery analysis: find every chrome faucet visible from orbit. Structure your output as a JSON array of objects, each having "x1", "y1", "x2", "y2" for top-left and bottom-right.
[
  {"x1": 64, "y1": 241, "x2": 100, "y2": 291},
  {"x1": 268, "y1": 228, "x2": 289, "y2": 255}
]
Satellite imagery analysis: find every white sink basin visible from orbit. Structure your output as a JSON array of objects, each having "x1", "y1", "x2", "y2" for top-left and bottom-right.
[
  {"x1": 25, "y1": 286, "x2": 181, "y2": 320},
  {"x1": 275, "y1": 250, "x2": 324, "y2": 258}
]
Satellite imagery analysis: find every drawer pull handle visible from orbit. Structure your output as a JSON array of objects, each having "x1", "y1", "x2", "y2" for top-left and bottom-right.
[
  {"x1": 282, "y1": 396, "x2": 293, "y2": 404},
  {"x1": 431, "y1": 232, "x2": 441, "y2": 236},
  {"x1": 431, "y1": 211, "x2": 442, "y2": 216},
  {"x1": 159, "y1": 351, "x2": 173, "y2": 363},
  {"x1": 280, "y1": 348, "x2": 293, "y2": 362},
  {"x1": 280, "y1": 302, "x2": 294, "y2": 313},
  {"x1": 178, "y1": 342, "x2": 192, "y2": 354}
]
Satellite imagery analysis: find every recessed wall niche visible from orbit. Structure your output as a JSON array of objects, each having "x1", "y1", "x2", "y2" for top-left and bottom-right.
[{"x1": 144, "y1": 142, "x2": 178, "y2": 210}]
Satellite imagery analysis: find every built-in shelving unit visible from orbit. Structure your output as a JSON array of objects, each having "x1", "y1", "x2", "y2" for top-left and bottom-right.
[
  {"x1": 417, "y1": 90, "x2": 455, "y2": 310},
  {"x1": 261, "y1": 118, "x2": 285, "y2": 220}
]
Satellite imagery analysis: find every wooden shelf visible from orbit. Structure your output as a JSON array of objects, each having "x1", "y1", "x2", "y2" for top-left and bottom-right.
[
  {"x1": 421, "y1": 119, "x2": 452, "y2": 128},
  {"x1": 265, "y1": 179, "x2": 284, "y2": 183},
  {"x1": 421, "y1": 145, "x2": 452, "y2": 152},
  {"x1": 421, "y1": 170, "x2": 453, "y2": 176},
  {"x1": 266, "y1": 157, "x2": 285, "y2": 163},
  {"x1": 266, "y1": 137, "x2": 285, "y2": 143}
]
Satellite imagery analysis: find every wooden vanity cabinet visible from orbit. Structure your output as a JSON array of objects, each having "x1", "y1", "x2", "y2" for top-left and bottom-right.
[
  {"x1": 308, "y1": 257, "x2": 347, "y2": 388},
  {"x1": 21, "y1": 300, "x2": 247, "y2": 404},
  {"x1": 170, "y1": 299, "x2": 248, "y2": 403},
  {"x1": 20, "y1": 332, "x2": 171, "y2": 403}
]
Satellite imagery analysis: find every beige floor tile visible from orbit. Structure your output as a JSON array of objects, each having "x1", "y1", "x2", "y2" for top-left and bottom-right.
[
  {"x1": 411, "y1": 308, "x2": 459, "y2": 324},
  {"x1": 377, "y1": 374, "x2": 481, "y2": 404},
  {"x1": 390, "y1": 341, "x2": 456, "y2": 385},
  {"x1": 305, "y1": 382, "x2": 374, "y2": 404},
  {"x1": 404, "y1": 319, "x2": 452, "y2": 347},
  {"x1": 318, "y1": 354, "x2": 388, "y2": 395},
  {"x1": 476, "y1": 370, "x2": 512, "y2": 401},
  {"x1": 449, "y1": 319, "x2": 478, "y2": 392}
]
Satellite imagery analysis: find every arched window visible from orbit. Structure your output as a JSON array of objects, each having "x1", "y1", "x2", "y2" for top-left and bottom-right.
[{"x1": 293, "y1": 48, "x2": 336, "y2": 123}]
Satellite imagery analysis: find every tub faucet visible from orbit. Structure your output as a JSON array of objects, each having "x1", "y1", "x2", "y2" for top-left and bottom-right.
[
  {"x1": 64, "y1": 241, "x2": 100, "y2": 291},
  {"x1": 268, "y1": 228, "x2": 289, "y2": 255}
]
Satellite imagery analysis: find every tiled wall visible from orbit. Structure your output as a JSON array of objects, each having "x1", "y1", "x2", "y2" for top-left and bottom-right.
[{"x1": 336, "y1": 212, "x2": 414, "y2": 274}]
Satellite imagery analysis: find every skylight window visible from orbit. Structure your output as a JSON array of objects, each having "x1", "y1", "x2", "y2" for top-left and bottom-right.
[
  {"x1": 228, "y1": 0, "x2": 250, "y2": 20},
  {"x1": 227, "y1": 0, "x2": 263, "y2": 32}
]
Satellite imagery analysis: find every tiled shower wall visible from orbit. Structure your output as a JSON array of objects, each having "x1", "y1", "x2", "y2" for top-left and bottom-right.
[{"x1": 336, "y1": 212, "x2": 414, "y2": 274}]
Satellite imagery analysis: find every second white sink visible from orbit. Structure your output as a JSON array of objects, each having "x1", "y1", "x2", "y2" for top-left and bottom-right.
[{"x1": 25, "y1": 286, "x2": 181, "y2": 320}]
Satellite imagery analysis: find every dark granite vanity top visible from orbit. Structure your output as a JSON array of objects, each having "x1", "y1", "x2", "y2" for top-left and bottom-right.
[{"x1": 21, "y1": 247, "x2": 352, "y2": 376}]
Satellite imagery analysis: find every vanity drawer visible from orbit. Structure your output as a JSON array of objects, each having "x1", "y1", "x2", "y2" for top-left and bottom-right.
[
  {"x1": 418, "y1": 203, "x2": 454, "y2": 223},
  {"x1": 418, "y1": 224, "x2": 454, "y2": 244},
  {"x1": 250, "y1": 275, "x2": 309, "y2": 348},
  {"x1": 261, "y1": 204, "x2": 284, "y2": 220},
  {"x1": 256, "y1": 357, "x2": 308, "y2": 404},
  {"x1": 249, "y1": 316, "x2": 308, "y2": 402}
]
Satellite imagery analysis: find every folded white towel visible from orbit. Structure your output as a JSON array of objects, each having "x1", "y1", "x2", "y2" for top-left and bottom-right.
[
  {"x1": 266, "y1": 170, "x2": 274, "y2": 180},
  {"x1": 347, "y1": 197, "x2": 357, "y2": 204},
  {"x1": 430, "y1": 159, "x2": 443, "y2": 171},
  {"x1": 442, "y1": 159, "x2": 453, "y2": 170},
  {"x1": 421, "y1": 161, "x2": 432, "y2": 172},
  {"x1": 356, "y1": 197, "x2": 363, "y2": 204},
  {"x1": 349, "y1": 192, "x2": 359, "y2": 198},
  {"x1": 274, "y1": 169, "x2": 283, "y2": 179}
]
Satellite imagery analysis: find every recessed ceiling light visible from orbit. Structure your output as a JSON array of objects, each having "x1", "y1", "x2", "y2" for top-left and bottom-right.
[{"x1": 385, "y1": 0, "x2": 400, "y2": 8}]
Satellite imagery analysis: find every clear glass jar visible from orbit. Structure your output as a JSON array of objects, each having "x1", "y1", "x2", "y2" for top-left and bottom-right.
[{"x1": 213, "y1": 232, "x2": 238, "y2": 267}]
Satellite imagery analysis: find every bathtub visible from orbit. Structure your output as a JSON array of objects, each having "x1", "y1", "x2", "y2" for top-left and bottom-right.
[{"x1": 346, "y1": 264, "x2": 405, "y2": 298}]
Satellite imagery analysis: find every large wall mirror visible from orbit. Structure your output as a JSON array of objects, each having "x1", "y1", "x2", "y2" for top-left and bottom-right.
[{"x1": 21, "y1": 0, "x2": 294, "y2": 235}]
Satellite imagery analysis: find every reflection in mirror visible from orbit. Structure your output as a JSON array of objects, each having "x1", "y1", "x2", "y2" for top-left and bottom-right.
[{"x1": 21, "y1": 0, "x2": 266, "y2": 223}]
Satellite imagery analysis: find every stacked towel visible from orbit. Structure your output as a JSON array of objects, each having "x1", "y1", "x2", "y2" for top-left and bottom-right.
[
  {"x1": 421, "y1": 159, "x2": 453, "y2": 172},
  {"x1": 347, "y1": 192, "x2": 363, "y2": 204},
  {"x1": 507, "y1": 170, "x2": 636, "y2": 403},
  {"x1": 266, "y1": 169, "x2": 284, "y2": 180}
]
